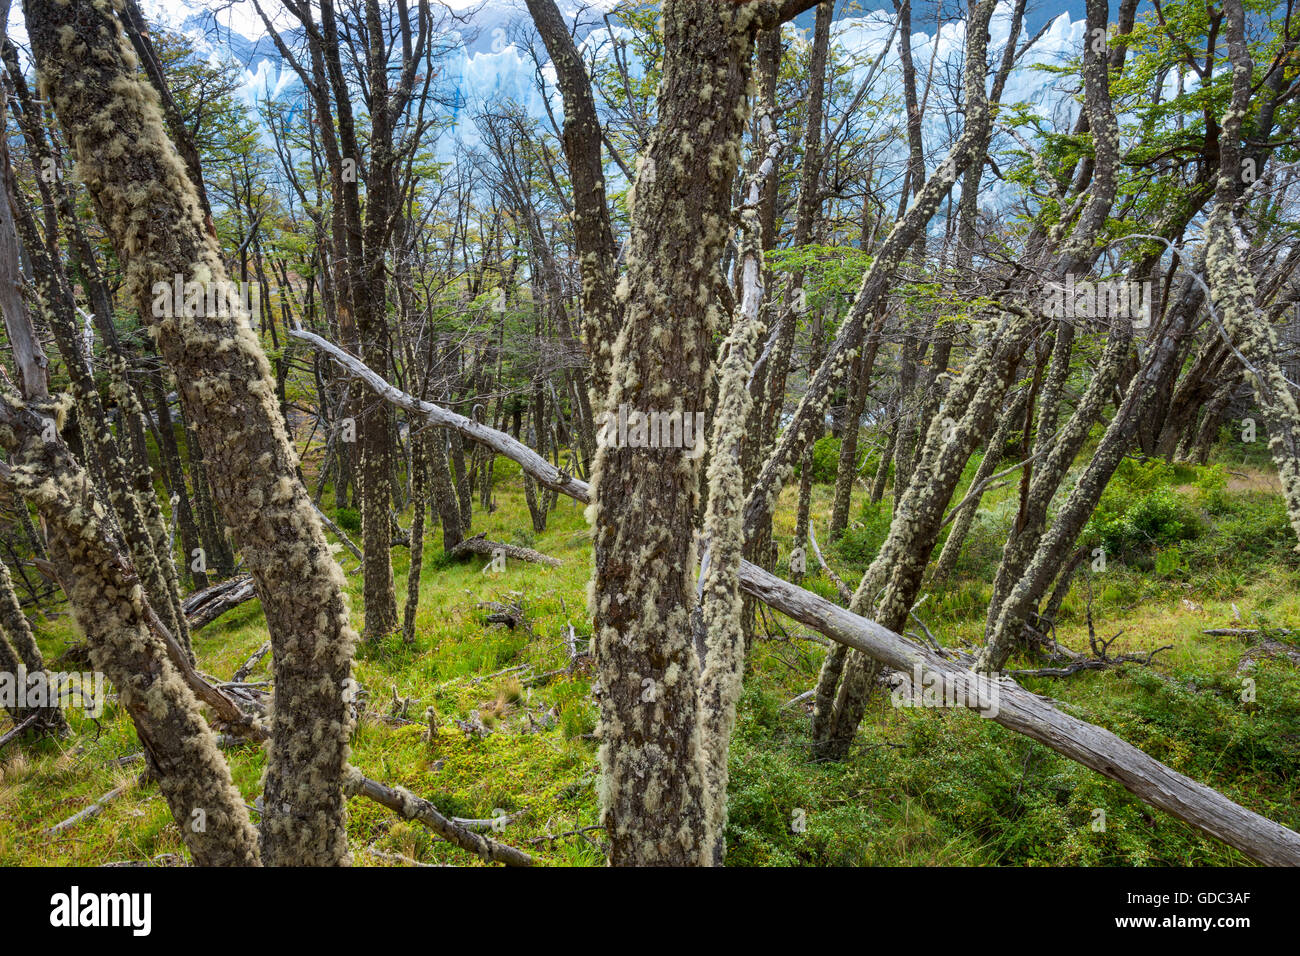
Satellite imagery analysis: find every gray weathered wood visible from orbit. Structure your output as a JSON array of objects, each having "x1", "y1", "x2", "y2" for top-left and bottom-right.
[{"x1": 292, "y1": 326, "x2": 1300, "y2": 866}]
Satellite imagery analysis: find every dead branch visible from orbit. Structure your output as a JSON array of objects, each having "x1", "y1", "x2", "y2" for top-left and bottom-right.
[
  {"x1": 807, "y1": 520, "x2": 852, "y2": 604},
  {"x1": 183, "y1": 575, "x2": 258, "y2": 632},
  {"x1": 231, "y1": 641, "x2": 271, "y2": 683},
  {"x1": 47, "y1": 782, "x2": 131, "y2": 833},
  {"x1": 451, "y1": 532, "x2": 561, "y2": 567},
  {"x1": 346, "y1": 772, "x2": 534, "y2": 866},
  {"x1": 0, "y1": 712, "x2": 39, "y2": 750}
]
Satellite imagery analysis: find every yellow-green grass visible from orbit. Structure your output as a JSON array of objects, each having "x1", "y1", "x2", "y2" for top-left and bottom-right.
[{"x1": 1, "y1": 450, "x2": 1297, "y2": 866}]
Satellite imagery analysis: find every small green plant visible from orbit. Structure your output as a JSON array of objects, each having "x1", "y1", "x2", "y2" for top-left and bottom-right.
[
  {"x1": 837, "y1": 500, "x2": 892, "y2": 565},
  {"x1": 793, "y1": 435, "x2": 865, "y2": 485},
  {"x1": 334, "y1": 506, "x2": 361, "y2": 533},
  {"x1": 1153, "y1": 545, "x2": 1187, "y2": 579},
  {"x1": 1089, "y1": 486, "x2": 1199, "y2": 557}
]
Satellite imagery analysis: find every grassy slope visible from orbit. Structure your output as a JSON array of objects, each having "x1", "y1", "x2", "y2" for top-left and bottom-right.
[{"x1": 1, "y1": 442, "x2": 1298, "y2": 866}]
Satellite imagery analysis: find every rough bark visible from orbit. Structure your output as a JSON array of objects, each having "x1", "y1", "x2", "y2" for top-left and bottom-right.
[
  {"x1": 584, "y1": 1, "x2": 763, "y2": 865},
  {"x1": 0, "y1": 397, "x2": 259, "y2": 865},
  {"x1": 0, "y1": 556, "x2": 69, "y2": 735},
  {"x1": 297, "y1": 329, "x2": 1300, "y2": 866},
  {"x1": 28, "y1": 0, "x2": 358, "y2": 865}
]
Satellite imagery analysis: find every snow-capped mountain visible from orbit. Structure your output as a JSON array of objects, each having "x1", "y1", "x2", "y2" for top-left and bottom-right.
[{"x1": 7, "y1": 0, "x2": 1093, "y2": 208}]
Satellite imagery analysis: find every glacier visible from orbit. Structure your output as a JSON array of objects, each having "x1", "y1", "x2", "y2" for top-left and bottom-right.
[{"x1": 6, "y1": 0, "x2": 1098, "y2": 217}]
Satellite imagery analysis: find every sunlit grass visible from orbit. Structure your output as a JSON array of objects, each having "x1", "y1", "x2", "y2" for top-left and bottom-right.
[{"x1": 2, "y1": 447, "x2": 1297, "y2": 865}]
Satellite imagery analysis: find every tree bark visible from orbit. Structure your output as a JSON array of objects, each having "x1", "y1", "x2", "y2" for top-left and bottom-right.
[{"x1": 28, "y1": 0, "x2": 358, "y2": 865}]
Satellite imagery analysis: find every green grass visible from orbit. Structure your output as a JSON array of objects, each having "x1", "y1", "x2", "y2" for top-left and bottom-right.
[{"x1": 2, "y1": 445, "x2": 1298, "y2": 866}]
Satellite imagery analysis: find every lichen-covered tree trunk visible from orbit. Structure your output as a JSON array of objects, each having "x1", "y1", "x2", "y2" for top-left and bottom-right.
[
  {"x1": 695, "y1": 103, "x2": 777, "y2": 861},
  {"x1": 402, "y1": 440, "x2": 425, "y2": 645},
  {"x1": 984, "y1": 327, "x2": 1131, "y2": 636},
  {"x1": 524, "y1": 0, "x2": 621, "y2": 405},
  {"x1": 1203, "y1": 0, "x2": 1300, "y2": 551},
  {"x1": 978, "y1": 283, "x2": 1202, "y2": 672},
  {"x1": 356, "y1": 0, "x2": 412, "y2": 639},
  {"x1": 930, "y1": 387, "x2": 1027, "y2": 586},
  {"x1": 8, "y1": 175, "x2": 194, "y2": 661},
  {"x1": 812, "y1": 307, "x2": 1034, "y2": 759},
  {"x1": 589, "y1": 0, "x2": 797, "y2": 866},
  {"x1": 829, "y1": 310, "x2": 884, "y2": 538},
  {"x1": 0, "y1": 556, "x2": 68, "y2": 735},
  {"x1": 28, "y1": 0, "x2": 358, "y2": 865},
  {"x1": 0, "y1": 397, "x2": 259, "y2": 865}
]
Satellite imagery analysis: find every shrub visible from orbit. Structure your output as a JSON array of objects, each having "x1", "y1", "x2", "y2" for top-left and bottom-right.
[
  {"x1": 837, "y1": 500, "x2": 892, "y2": 566},
  {"x1": 794, "y1": 435, "x2": 865, "y2": 485},
  {"x1": 333, "y1": 506, "x2": 361, "y2": 533},
  {"x1": 1088, "y1": 486, "x2": 1199, "y2": 557}
]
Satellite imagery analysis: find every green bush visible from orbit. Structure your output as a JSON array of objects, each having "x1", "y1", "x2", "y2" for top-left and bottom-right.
[
  {"x1": 836, "y1": 500, "x2": 892, "y2": 566},
  {"x1": 334, "y1": 506, "x2": 361, "y2": 533},
  {"x1": 1192, "y1": 463, "x2": 1230, "y2": 513},
  {"x1": 1089, "y1": 486, "x2": 1199, "y2": 557},
  {"x1": 794, "y1": 435, "x2": 865, "y2": 485}
]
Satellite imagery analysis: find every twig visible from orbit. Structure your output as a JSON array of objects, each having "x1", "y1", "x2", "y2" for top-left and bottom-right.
[
  {"x1": 0, "y1": 712, "x2": 39, "y2": 750},
  {"x1": 47, "y1": 783, "x2": 130, "y2": 833},
  {"x1": 782, "y1": 689, "x2": 815, "y2": 710},
  {"x1": 347, "y1": 772, "x2": 534, "y2": 866}
]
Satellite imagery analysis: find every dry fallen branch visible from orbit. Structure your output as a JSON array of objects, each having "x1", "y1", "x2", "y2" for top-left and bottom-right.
[
  {"x1": 47, "y1": 782, "x2": 131, "y2": 834},
  {"x1": 451, "y1": 532, "x2": 562, "y2": 567},
  {"x1": 807, "y1": 520, "x2": 852, "y2": 604},
  {"x1": 182, "y1": 575, "x2": 258, "y2": 632},
  {"x1": 1012, "y1": 612, "x2": 1173, "y2": 678},
  {"x1": 231, "y1": 641, "x2": 271, "y2": 683},
  {"x1": 311, "y1": 503, "x2": 364, "y2": 563},
  {"x1": 0, "y1": 712, "x2": 39, "y2": 750},
  {"x1": 345, "y1": 771, "x2": 534, "y2": 866},
  {"x1": 293, "y1": 326, "x2": 1300, "y2": 866},
  {"x1": 364, "y1": 846, "x2": 443, "y2": 867}
]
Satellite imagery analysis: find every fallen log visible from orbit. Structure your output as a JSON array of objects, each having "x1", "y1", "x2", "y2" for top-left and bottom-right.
[
  {"x1": 1237, "y1": 639, "x2": 1300, "y2": 674},
  {"x1": 184, "y1": 575, "x2": 258, "y2": 632},
  {"x1": 345, "y1": 770, "x2": 534, "y2": 866},
  {"x1": 47, "y1": 783, "x2": 130, "y2": 834},
  {"x1": 181, "y1": 574, "x2": 248, "y2": 614},
  {"x1": 451, "y1": 532, "x2": 562, "y2": 568},
  {"x1": 292, "y1": 326, "x2": 1300, "y2": 866}
]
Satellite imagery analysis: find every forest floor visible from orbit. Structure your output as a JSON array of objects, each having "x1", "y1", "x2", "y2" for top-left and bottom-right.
[{"x1": 2, "y1": 442, "x2": 1298, "y2": 866}]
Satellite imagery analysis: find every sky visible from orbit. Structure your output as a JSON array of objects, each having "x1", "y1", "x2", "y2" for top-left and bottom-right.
[{"x1": 3, "y1": 1, "x2": 1092, "y2": 48}]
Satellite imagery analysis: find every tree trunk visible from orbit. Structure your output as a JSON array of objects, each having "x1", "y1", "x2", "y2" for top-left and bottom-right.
[{"x1": 28, "y1": 0, "x2": 359, "y2": 865}]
